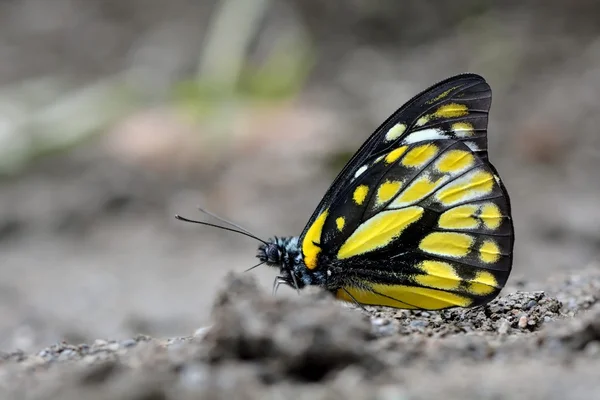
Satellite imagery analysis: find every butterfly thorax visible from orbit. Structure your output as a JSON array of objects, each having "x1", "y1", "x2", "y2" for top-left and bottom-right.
[{"x1": 257, "y1": 236, "x2": 329, "y2": 289}]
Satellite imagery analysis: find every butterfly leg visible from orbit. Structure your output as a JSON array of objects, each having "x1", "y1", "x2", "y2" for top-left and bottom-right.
[
  {"x1": 341, "y1": 287, "x2": 369, "y2": 312},
  {"x1": 272, "y1": 276, "x2": 287, "y2": 295}
]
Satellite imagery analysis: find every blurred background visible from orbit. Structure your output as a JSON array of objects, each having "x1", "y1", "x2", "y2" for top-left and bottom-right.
[{"x1": 0, "y1": 0, "x2": 599, "y2": 351}]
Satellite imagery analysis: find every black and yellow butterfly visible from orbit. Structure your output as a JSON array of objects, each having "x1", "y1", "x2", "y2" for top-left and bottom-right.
[{"x1": 179, "y1": 73, "x2": 514, "y2": 310}]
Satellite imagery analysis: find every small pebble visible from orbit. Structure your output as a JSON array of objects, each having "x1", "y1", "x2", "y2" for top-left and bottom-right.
[
  {"x1": 94, "y1": 339, "x2": 108, "y2": 346},
  {"x1": 194, "y1": 326, "x2": 211, "y2": 338},
  {"x1": 376, "y1": 324, "x2": 396, "y2": 337},
  {"x1": 58, "y1": 349, "x2": 76, "y2": 361},
  {"x1": 134, "y1": 334, "x2": 152, "y2": 342},
  {"x1": 107, "y1": 342, "x2": 120, "y2": 352},
  {"x1": 498, "y1": 320, "x2": 510, "y2": 334},
  {"x1": 524, "y1": 300, "x2": 537, "y2": 310},
  {"x1": 371, "y1": 318, "x2": 388, "y2": 326},
  {"x1": 409, "y1": 320, "x2": 428, "y2": 328},
  {"x1": 121, "y1": 339, "x2": 137, "y2": 348},
  {"x1": 518, "y1": 316, "x2": 528, "y2": 329}
]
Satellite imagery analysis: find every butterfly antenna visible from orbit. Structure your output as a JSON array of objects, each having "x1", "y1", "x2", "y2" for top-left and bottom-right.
[
  {"x1": 175, "y1": 215, "x2": 269, "y2": 245},
  {"x1": 244, "y1": 261, "x2": 265, "y2": 273},
  {"x1": 197, "y1": 206, "x2": 256, "y2": 236}
]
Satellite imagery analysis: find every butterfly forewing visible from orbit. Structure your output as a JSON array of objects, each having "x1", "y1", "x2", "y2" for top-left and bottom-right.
[
  {"x1": 298, "y1": 74, "x2": 513, "y2": 310},
  {"x1": 380, "y1": 77, "x2": 492, "y2": 161},
  {"x1": 300, "y1": 74, "x2": 492, "y2": 243}
]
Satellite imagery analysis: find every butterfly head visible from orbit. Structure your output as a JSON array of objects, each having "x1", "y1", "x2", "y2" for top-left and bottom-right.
[
  {"x1": 256, "y1": 239, "x2": 283, "y2": 265},
  {"x1": 257, "y1": 236, "x2": 318, "y2": 290}
]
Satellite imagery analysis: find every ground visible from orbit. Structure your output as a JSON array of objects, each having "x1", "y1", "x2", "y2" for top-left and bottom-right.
[{"x1": 1, "y1": 270, "x2": 599, "y2": 399}]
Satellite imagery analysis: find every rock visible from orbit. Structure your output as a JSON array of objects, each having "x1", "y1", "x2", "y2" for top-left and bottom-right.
[
  {"x1": 498, "y1": 319, "x2": 511, "y2": 335},
  {"x1": 518, "y1": 316, "x2": 529, "y2": 329}
]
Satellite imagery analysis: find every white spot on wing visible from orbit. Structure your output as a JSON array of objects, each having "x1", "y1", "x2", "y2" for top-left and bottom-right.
[
  {"x1": 354, "y1": 165, "x2": 368, "y2": 178},
  {"x1": 464, "y1": 141, "x2": 479, "y2": 151},
  {"x1": 452, "y1": 124, "x2": 474, "y2": 137},
  {"x1": 401, "y1": 128, "x2": 447, "y2": 144}
]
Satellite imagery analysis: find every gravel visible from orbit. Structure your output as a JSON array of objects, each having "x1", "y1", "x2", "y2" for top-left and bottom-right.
[{"x1": 0, "y1": 269, "x2": 599, "y2": 399}]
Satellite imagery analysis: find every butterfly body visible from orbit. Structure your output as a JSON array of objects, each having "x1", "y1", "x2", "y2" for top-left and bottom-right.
[{"x1": 258, "y1": 73, "x2": 513, "y2": 310}]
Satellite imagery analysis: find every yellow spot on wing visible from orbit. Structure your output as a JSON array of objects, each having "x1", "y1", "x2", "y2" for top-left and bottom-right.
[
  {"x1": 416, "y1": 116, "x2": 430, "y2": 127},
  {"x1": 435, "y1": 150, "x2": 475, "y2": 174},
  {"x1": 434, "y1": 103, "x2": 468, "y2": 119},
  {"x1": 336, "y1": 217, "x2": 345, "y2": 231},
  {"x1": 384, "y1": 146, "x2": 408, "y2": 164},
  {"x1": 353, "y1": 185, "x2": 369, "y2": 205},
  {"x1": 479, "y1": 240, "x2": 501, "y2": 263},
  {"x1": 401, "y1": 144, "x2": 438, "y2": 168},
  {"x1": 468, "y1": 271, "x2": 498, "y2": 295},
  {"x1": 427, "y1": 86, "x2": 458, "y2": 104},
  {"x1": 376, "y1": 180, "x2": 402, "y2": 205},
  {"x1": 338, "y1": 206, "x2": 424, "y2": 259},
  {"x1": 452, "y1": 122, "x2": 474, "y2": 137},
  {"x1": 415, "y1": 261, "x2": 461, "y2": 290},
  {"x1": 385, "y1": 124, "x2": 406, "y2": 141},
  {"x1": 420, "y1": 232, "x2": 473, "y2": 258},
  {"x1": 302, "y1": 210, "x2": 328, "y2": 270},
  {"x1": 436, "y1": 170, "x2": 495, "y2": 206},
  {"x1": 338, "y1": 283, "x2": 471, "y2": 309},
  {"x1": 480, "y1": 203, "x2": 502, "y2": 229},
  {"x1": 438, "y1": 204, "x2": 479, "y2": 230},
  {"x1": 390, "y1": 176, "x2": 444, "y2": 207}
]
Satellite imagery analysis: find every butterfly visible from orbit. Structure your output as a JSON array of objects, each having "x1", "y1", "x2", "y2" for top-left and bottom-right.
[{"x1": 178, "y1": 73, "x2": 514, "y2": 310}]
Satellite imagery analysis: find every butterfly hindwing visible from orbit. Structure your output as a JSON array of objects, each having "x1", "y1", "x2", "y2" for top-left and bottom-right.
[
  {"x1": 328, "y1": 140, "x2": 511, "y2": 309},
  {"x1": 298, "y1": 74, "x2": 513, "y2": 310}
]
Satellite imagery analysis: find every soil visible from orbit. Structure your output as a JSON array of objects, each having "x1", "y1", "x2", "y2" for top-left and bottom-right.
[{"x1": 1, "y1": 270, "x2": 599, "y2": 400}]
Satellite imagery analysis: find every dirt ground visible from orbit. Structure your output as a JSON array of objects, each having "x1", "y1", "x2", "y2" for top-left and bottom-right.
[
  {"x1": 1, "y1": 1, "x2": 600, "y2": 399},
  {"x1": 1, "y1": 270, "x2": 600, "y2": 399}
]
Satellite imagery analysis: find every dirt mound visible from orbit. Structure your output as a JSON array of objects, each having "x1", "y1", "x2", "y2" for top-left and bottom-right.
[{"x1": 1, "y1": 270, "x2": 599, "y2": 399}]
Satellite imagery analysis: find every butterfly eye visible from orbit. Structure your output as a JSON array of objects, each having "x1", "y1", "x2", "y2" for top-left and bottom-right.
[{"x1": 266, "y1": 244, "x2": 281, "y2": 263}]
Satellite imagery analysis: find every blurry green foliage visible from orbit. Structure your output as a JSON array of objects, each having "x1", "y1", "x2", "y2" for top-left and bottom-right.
[
  {"x1": 0, "y1": 78, "x2": 137, "y2": 177},
  {"x1": 173, "y1": 34, "x2": 314, "y2": 120},
  {"x1": 237, "y1": 37, "x2": 315, "y2": 100}
]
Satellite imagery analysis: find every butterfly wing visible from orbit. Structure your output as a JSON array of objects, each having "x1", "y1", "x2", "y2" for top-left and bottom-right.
[
  {"x1": 301, "y1": 73, "x2": 492, "y2": 239},
  {"x1": 299, "y1": 74, "x2": 513, "y2": 309}
]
